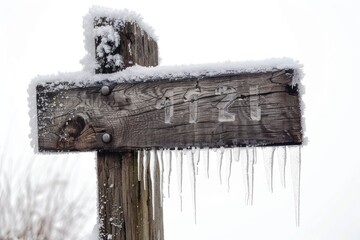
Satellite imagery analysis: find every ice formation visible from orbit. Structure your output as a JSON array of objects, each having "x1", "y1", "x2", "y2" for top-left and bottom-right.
[
  {"x1": 143, "y1": 149, "x2": 149, "y2": 190},
  {"x1": 289, "y1": 146, "x2": 301, "y2": 226},
  {"x1": 216, "y1": 147, "x2": 225, "y2": 184},
  {"x1": 135, "y1": 146, "x2": 301, "y2": 225},
  {"x1": 262, "y1": 146, "x2": 275, "y2": 192},
  {"x1": 277, "y1": 146, "x2": 287, "y2": 188},
  {"x1": 175, "y1": 147, "x2": 183, "y2": 210},
  {"x1": 156, "y1": 149, "x2": 164, "y2": 207},
  {"x1": 247, "y1": 147, "x2": 255, "y2": 205},
  {"x1": 224, "y1": 148, "x2": 233, "y2": 192},
  {"x1": 150, "y1": 149, "x2": 157, "y2": 220},
  {"x1": 202, "y1": 147, "x2": 210, "y2": 178},
  {"x1": 163, "y1": 149, "x2": 172, "y2": 198},
  {"x1": 185, "y1": 149, "x2": 197, "y2": 223}
]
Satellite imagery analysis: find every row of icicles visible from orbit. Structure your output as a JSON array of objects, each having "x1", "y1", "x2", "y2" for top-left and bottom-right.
[{"x1": 137, "y1": 145, "x2": 301, "y2": 226}]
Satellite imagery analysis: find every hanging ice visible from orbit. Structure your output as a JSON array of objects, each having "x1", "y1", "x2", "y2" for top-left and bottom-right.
[
  {"x1": 163, "y1": 149, "x2": 172, "y2": 198},
  {"x1": 202, "y1": 147, "x2": 210, "y2": 178},
  {"x1": 185, "y1": 149, "x2": 197, "y2": 223},
  {"x1": 137, "y1": 150, "x2": 142, "y2": 182},
  {"x1": 150, "y1": 148, "x2": 157, "y2": 220},
  {"x1": 254, "y1": 147, "x2": 258, "y2": 164},
  {"x1": 175, "y1": 147, "x2": 183, "y2": 211},
  {"x1": 143, "y1": 149, "x2": 149, "y2": 190},
  {"x1": 216, "y1": 147, "x2": 225, "y2": 184},
  {"x1": 262, "y1": 147, "x2": 275, "y2": 193},
  {"x1": 192, "y1": 147, "x2": 200, "y2": 175},
  {"x1": 232, "y1": 147, "x2": 240, "y2": 162},
  {"x1": 225, "y1": 148, "x2": 233, "y2": 192},
  {"x1": 156, "y1": 149, "x2": 164, "y2": 206},
  {"x1": 247, "y1": 147, "x2": 255, "y2": 205},
  {"x1": 241, "y1": 148, "x2": 249, "y2": 204},
  {"x1": 289, "y1": 146, "x2": 301, "y2": 226},
  {"x1": 277, "y1": 146, "x2": 287, "y2": 188}
]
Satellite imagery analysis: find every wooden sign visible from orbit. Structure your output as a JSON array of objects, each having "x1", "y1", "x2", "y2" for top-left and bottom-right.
[
  {"x1": 33, "y1": 7, "x2": 304, "y2": 239},
  {"x1": 36, "y1": 69, "x2": 302, "y2": 152}
]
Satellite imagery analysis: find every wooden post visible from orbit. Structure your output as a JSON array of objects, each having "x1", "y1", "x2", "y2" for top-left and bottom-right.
[{"x1": 94, "y1": 18, "x2": 162, "y2": 240}]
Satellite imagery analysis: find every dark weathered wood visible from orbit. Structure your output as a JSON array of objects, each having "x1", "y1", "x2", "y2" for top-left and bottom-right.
[
  {"x1": 36, "y1": 69, "x2": 302, "y2": 152},
  {"x1": 97, "y1": 151, "x2": 163, "y2": 240}
]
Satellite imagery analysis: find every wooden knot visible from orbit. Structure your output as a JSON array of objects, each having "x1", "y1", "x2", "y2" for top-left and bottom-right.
[{"x1": 57, "y1": 115, "x2": 86, "y2": 148}]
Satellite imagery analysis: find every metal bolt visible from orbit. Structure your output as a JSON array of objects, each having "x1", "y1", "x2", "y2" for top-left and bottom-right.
[
  {"x1": 102, "y1": 133, "x2": 112, "y2": 143},
  {"x1": 101, "y1": 85, "x2": 111, "y2": 96}
]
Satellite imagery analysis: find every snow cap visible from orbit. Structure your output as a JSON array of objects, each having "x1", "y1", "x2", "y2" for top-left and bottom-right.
[{"x1": 81, "y1": 6, "x2": 158, "y2": 73}]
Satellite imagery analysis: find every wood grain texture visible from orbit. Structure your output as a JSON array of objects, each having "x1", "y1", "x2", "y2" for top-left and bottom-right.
[
  {"x1": 97, "y1": 151, "x2": 163, "y2": 240},
  {"x1": 36, "y1": 69, "x2": 302, "y2": 152}
]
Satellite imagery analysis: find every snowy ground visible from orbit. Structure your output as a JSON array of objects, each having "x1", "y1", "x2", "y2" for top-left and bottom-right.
[{"x1": 1, "y1": 0, "x2": 360, "y2": 239}]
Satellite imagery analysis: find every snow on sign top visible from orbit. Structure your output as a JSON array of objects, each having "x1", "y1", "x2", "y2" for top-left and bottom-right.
[{"x1": 81, "y1": 6, "x2": 158, "y2": 72}]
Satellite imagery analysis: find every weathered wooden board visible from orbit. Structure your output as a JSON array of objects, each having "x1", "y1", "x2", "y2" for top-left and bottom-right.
[
  {"x1": 37, "y1": 70, "x2": 302, "y2": 151},
  {"x1": 36, "y1": 69, "x2": 302, "y2": 152}
]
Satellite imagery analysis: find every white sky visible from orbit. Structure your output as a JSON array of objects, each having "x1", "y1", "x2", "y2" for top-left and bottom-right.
[{"x1": 1, "y1": 0, "x2": 360, "y2": 239}]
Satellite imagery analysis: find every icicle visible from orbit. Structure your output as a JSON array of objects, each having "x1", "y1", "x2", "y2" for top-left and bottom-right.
[
  {"x1": 193, "y1": 147, "x2": 200, "y2": 175},
  {"x1": 289, "y1": 146, "x2": 301, "y2": 226},
  {"x1": 225, "y1": 148, "x2": 233, "y2": 192},
  {"x1": 156, "y1": 149, "x2": 164, "y2": 207},
  {"x1": 277, "y1": 146, "x2": 287, "y2": 188},
  {"x1": 241, "y1": 147, "x2": 249, "y2": 204},
  {"x1": 137, "y1": 150, "x2": 142, "y2": 182},
  {"x1": 164, "y1": 149, "x2": 172, "y2": 198},
  {"x1": 247, "y1": 147, "x2": 255, "y2": 205},
  {"x1": 203, "y1": 147, "x2": 210, "y2": 178},
  {"x1": 232, "y1": 147, "x2": 240, "y2": 162},
  {"x1": 216, "y1": 147, "x2": 225, "y2": 184},
  {"x1": 150, "y1": 148, "x2": 157, "y2": 220},
  {"x1": 253, "y1": 147, "x2": 258, "y2": 164},
  {"x1": 262, "y1": 147, "x2": 275, "y2": 193},
  {"x1": 175, "y1": 147, "x2": 183, "y2": 211},
  {"x1": 143, "y1": 149, "x2": 149, "y2": 190},
  {"x1": 185, "y1": 149, "x2": 197, "y2": 223}
]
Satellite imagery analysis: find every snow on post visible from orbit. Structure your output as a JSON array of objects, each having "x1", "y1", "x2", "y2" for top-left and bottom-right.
[{"x1": 82, "y1": 6, "x2": 158, "y2": 73}]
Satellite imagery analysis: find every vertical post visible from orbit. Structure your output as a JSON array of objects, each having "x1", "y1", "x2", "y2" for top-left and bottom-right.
[{"x1": 94, "y1": 17, "x2": 162, "y2": 240}]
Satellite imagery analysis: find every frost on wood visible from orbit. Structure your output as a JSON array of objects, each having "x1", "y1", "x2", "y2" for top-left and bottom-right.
[
  {"x1": 29, "y1": 58, "x2": 304, "y2": 152},
  {"x1": 81, "y1": 6, "x2": 158, "y2": 73},
  {"x1": 94, "y1": 22, "x2": 123, "y2": 71}
]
